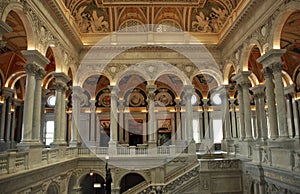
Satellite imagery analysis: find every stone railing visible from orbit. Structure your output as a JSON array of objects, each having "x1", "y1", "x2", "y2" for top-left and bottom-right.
[
  {"x1": 0, "y1": 151, "x2": 29, "y2": 174},
  {"x1": 78, "y1": 145, "x2": 190, "y2": 157},
  {"x1": 0, "y1": 145, "x2": 192, "y2": 176},
  {"x1": 252, "y1": 146, "x2": 300, "y2": 172}
]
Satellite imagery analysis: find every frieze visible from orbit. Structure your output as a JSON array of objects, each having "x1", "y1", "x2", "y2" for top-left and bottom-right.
[{"x1": 208, "y1": 160, "x2": 239, "y2": 169}]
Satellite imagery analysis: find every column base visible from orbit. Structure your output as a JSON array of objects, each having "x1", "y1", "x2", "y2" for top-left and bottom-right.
[
  {"x1": 17, "y1": 141, "x2": 44, "y2": 151},
  {"x1": 69, "y1": 140, "x2": 81, "y2": 147}
]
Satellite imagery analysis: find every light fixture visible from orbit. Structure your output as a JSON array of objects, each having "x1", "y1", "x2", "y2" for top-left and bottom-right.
[
  {"x1": 89, "y1": 170, "x2": 94, "y2": 176},
  {"x1": 0, "y1": 96, "x2": 5, "y2": 104},
  {"x1": 10, "y1": 105, "x2": 15, "y2": 112}
]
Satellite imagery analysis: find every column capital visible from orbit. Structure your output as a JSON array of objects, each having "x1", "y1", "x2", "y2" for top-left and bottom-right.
[
  {"x1": 1, "y1": 87, "x2": 14, "y2": 97},
  {"x1": 24, "y1": 63, "x2": 39, "y2": 75},
  {"x1": 251, "y1": 85, "x2": 265, "y2": 97},
  {"x1": 54, "y1": 82, "x2": 68, "y2": 92},
  {"x1": 21, "y1": 50, "x2": 50, "y2": 68},
  {"x1": 257, "y1": 49, "x2": 286, "y2": 68},
  {"x1": 262, "y1": 67, "x2": 273, "y2": 78},
  {"x1": 214, "y1": 85, "x2": 230, "y2": 98},
  {"x1": 53, "y1": 72, "x2": 71, "y2": 84},
  {"x1": 109, "y1": 85, "x2": 119, "y2": 97},
  {"x1": 183, "y1": 85, "x2": 194, "y2": 97},
  {"x1": 233, "y1": 71, "x2": 251, "y2": 86},
  {"x1": 35, "y1": 68, "x2": 46, "y2": 80}
]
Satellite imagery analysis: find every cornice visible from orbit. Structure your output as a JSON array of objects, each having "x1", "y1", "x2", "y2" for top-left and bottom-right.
[{"x1": 38, "y1": 0, "x2": 82, "y2": 51}]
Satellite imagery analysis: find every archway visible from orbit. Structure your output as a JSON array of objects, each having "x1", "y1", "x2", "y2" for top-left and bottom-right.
[
  {"x1": 120, "y1": 173, "x2": 145, "y2": 193},
  {"x1": 46, "y1": 183, "x2": 59, "y2": 194},
  {"x1": 80, "y1": 173, "x2": 106, "y2": 194}
]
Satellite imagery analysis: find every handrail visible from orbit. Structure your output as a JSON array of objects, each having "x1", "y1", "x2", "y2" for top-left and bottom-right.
[{"x1": 122, "y1": 181, "x2": 148, "y2": 194}]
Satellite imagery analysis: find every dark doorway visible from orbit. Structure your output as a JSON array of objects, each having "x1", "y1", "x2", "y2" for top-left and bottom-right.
[
  {"x1": 80, "y1": 173, "x2": 106, "y2": 194},
  {"x1": 120, "y1": 173, "x2": 145, "y2": 193}
]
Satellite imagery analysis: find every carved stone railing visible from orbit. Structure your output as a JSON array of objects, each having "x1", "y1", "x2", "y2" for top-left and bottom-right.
[
  {"x1": 123, "y1": 181, "x2": 148, "y2": 194},
  {"x1": 0, "y1": 151, "x2": 29, "y2": 174},
  {"x1": 252, "y1": 146, "x2": 300, "y2": 172}
]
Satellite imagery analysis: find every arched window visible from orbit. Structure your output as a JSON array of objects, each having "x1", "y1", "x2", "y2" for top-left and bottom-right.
[
  {"x1": 155, "y1": 20, "x2": 182, "y2": 32},
  {"x1": 118, "y1": 20, "x2": 146, "y2": 32}
]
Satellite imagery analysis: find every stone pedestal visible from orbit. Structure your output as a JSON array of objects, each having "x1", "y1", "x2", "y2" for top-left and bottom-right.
[{"x1": 17, "y1": 142, "x2": 44, "y2": 168}]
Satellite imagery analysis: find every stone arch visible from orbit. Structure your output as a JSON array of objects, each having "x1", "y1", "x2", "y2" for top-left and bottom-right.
[
  {"x1": 116, "y1": 68, "x2": 149, "y2": 87},
  {"x1": 270, "y1": 1, "x2": 300, "y2": 50},
  {"x1": 1, "y1": 2, "x2": 35, "y2": 50},
  {"x1": 46, "y1": 182, "x2": 60, "y2": 194},
  {"x1": 240, "y1": 43, "x2": 263, "y2": 72},
  {"x1": 155, "y1": 73, "x2": 184, "y2": 99},
  {"x1": 249, "y1": 73, "x2": 259, "y2": 87},
  {"x1": 223, "y1": 61, "x2": 236, "y2": 85},
  {"x1": 282, "y1": 70, "x2": 293, "y2": 87},
  {"x1": 77, "y1": 70, "x2": 111, "y2": 88},
  {"x1": 5, "y1": 71, "x2": 25, "y2": 89},
  {"x1": 75, "y1": 28, "x2": 220, "y2": 88},
  {"x1": 116, "y1": 171, "x2": 149, "y2": 191}
]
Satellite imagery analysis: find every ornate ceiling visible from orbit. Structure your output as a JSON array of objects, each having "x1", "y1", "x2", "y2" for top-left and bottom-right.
[{"x1": 59, "y1": 0, "x2": 243, "y2": 44}]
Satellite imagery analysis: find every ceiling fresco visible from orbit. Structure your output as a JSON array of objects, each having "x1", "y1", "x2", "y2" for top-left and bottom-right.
[{"x1": 62, "y1": 0, "x2": 241, "y2": 33}]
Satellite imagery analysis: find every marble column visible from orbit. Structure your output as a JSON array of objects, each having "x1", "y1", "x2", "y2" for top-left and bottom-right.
[
  {"x1": 258, "y1": 49, "x2": 290, "y2": 140},
  {"x1": 147, "y1": 85, "x2": 156, "y2": 147},
  {"x1": 273, "y1": 63, "x2": 289, "y2": 138},
  {"x1": 109, "y1": 85, "x2": 119, "y2": 145},
  {"x1": 4, "y1": 89, "x2": 14, "y2": 144},
  {"x1": 19, "y1": 50, "x2": 49, "y2": 147},
  {"x1": 251, "y1": 85, "x2": 268, "y2": 143},
  {"x1": 0, "y1": 95, "x2": 7, "y2": 143},
  {"x1": 175, "y1": 99, "x2": 182, "y2": 142},
  {"x1": 51, "y1": 72, "x2": 70, "y2": 146},
  {"x1": 218, "y1": 85, "x2": 234, "y2": 154},
  {"x1": 219, "y1": 86, "x2": 232, "y2": 140},
  {"x1": 60, "y1": 86, "x2": 68, "y2": 144},
  {"x1": 184, "y1": 85, "x2": 194, "y2": 142},
  {"x1": 32, "y1": 68, "x2": 46, "y2": 143},
  {"x1": 235, "y1": 85, "x2": 245, "y2": 140},
  {"x1": 89, "y1": 99, "x2": 96, "y2": 142},
  {"x1": 70, "y1": 86, "x2": 82, "y2": 147},
  {"x1": 229, "y1": 98, "x2": 237, "y2": 138},
  {"x1": 293, "y1": 98, "x2": 299, "y2": 138},
  {"x1": 118, "y1": 100, "x2": 124, "y2": 144},
  {"x1": 202, "y1": 99, "x2": 210, "y2": 139},
  {"x1": 284, "y1": 85, "x2": 295, "y2": 138},
  {"x1": 263, "y1": 67, "x2": 278, "y2": 139},
  {"x1": 40, "y1": 89, "x2": 50, "y2": 144},
  {"x1": 234, "y1": 71, "x2": 253, "y2": 140}
]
